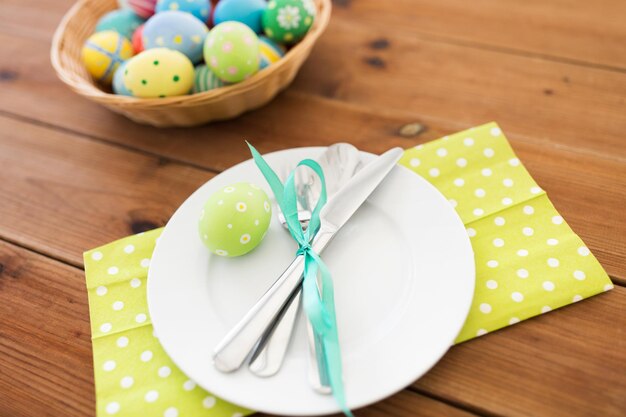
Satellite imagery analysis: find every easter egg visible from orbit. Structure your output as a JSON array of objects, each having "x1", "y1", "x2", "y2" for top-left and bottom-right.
[
  {"x1": 262, "y1": 0, "x2": 315, "y2": 44},
  {"x1": 124, "y1": 48, "x2": 194, "y2": 97},
  {"x1": 132, "y1": 23, "x2": 145, "y2": 53},
  {"x1": 128, "y1": 0, "x2": 158, "y2": 18},
  {"x1": 203, "y1": 22, "x2": 260, "y2": 83},
  {"x1": 198, "y1": 182, "x2": 272, "y2": 257},
  {"x1": 82, "y1": 31, "x2": 134, "y2": 84},
  {"x1": 258, "y1": 36, "x2": 286, "y2": 69},
  {"x1": 213, "y1": 0, "x2": 267, "y2": 34},
  {"x1": 95, "y1": 9, "x2": 145, "y2": 40},
  {"x1": 143, "y1": 11, "x2": 208, "y2": 64},
  {"x1": 112, "y1": 61, "x2": 133, "y2": 95},
  {"x1": 156, "y1": 0, "x2": 211, "y2": 23},
  {"x1": 193, "y1": 64, "x2": 225, "y2": 93}
]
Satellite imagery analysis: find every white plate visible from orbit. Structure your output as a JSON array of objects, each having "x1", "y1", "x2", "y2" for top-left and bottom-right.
[{"x1": 148, "y1": 147, "x2": 475, "y2": 416}]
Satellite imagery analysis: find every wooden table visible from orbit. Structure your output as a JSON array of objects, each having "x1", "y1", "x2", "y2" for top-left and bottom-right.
[{"x1": 1, "y1": 0, "x2": 625, "y2": 415}]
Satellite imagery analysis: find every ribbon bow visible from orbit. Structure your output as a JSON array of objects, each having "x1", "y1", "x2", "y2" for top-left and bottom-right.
[{"x1": 248, "y1": 143, "x2": 353, "y2": 417}]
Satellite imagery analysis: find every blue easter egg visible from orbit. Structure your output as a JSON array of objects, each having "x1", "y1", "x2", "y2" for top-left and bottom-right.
[
  {"x1": 258, "y1": 36, "x2": 286, "y2": 69},
  {"x1": 112, "y1": 61, "x2": 133, "y2": 95},
  {"x1": 155, "y1": 0, "x2": 211, "y2": 23},
  {"x1": 96, "y1": 9, "x2": 145, "y2": 40},
  {"x1": 213, "y1": 0, "x2": 267, "y2": 34},
  {"x1": 143, "y1": 10, "x2": 208, "y2": 64}
]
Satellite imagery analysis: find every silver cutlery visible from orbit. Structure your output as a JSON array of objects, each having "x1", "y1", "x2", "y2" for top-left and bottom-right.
[{"x1": 213, "y1": 147, "x2": 403, "y2": 374}]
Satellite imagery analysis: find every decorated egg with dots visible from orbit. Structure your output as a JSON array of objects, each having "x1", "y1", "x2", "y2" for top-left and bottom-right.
[
  {"x1": 128, "y1": 0, "x2": 158, "y2": 18},
  {"x1": 95, "y1": 9, "x2": 145, "y2": 40},
  {"x1": 143, "y1": 10, "x2": 208, "y2": 64},
  {"x1": 193, "y1": 64, "x2": 226, "y2": 93},
  {"x1": 156, "y1": 0, "x2": 211, "y2": 23},
  {"x1": 258, "y1": 36, "x2": 286, "y2": 69},
  {"x1": 199, "y1": 182, "x2": 272, "y2": 257},
  {"x1": 203, "y1": 22, "x2": 260, "y2": 83},
  {"x1": 112, "y1": 61, "x2": 132, "y2": 95},
  {"x1": 132, "y1": 23, "x2": 145, "y2": 53},
  {"x1": 123, "y1": 48, "x2": 194, "y2": 97},
  {"x1": 262, "y1": 0, "x2": 315, "y2": 44},
  {"x1": 213, "y1": 0, "x2": 267, "y2": 33},
  {"x1": 82, "y1": 31, "x2": 134, "y2": 85}
]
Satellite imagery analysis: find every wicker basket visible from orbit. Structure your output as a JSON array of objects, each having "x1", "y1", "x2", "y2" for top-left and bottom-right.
[{"x1": 51, "y1": 0, "x2": 331, "y2": 127}]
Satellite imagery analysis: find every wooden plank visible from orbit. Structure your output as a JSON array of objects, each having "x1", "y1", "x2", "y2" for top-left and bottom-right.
[
  {"x1": 0, "y1": 239, "x2": 473, "y2": 417},
  {"x1": 414, "y1": 286, "x2": 626, "y2": 417}
]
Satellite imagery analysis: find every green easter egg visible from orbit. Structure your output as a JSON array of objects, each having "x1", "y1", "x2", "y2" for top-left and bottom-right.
[
  {"x1": 262, "y1": 0, "x2": 315, "y2": 44},
  {"x1": 203, "y1": 21, "x2": 260, "y2": 83},
  {"x1": 199, "y1": 182, "x2": 272, "y2": 257}
]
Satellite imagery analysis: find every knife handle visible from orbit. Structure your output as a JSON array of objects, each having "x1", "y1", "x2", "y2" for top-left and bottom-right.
[{"x1": 212, "y1": 228, "x2": 335, "y2": 373}]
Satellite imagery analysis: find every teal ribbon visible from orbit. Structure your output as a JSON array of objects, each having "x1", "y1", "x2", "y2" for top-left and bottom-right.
[{"x1": 248, "y1": 143, "x2": 353, "y2": 417}]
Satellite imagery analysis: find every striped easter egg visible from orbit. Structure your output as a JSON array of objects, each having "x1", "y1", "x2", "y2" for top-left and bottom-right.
[
  {"x1": 193, "y1": 64, "x2": 225, "y2": 93},
  {"x1": 128, "y1": 0, "x2": 158, "y2": 18},
  {"x1": 81, "y1": 31, "x2": 134, "y2": 85},
  {"x1": 258, "y1": 35, "x2": 285, "y2": 69}
]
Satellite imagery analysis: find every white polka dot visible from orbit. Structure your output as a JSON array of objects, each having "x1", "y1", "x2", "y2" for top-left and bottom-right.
[
  {"x1": 120, "y1": 376, "x2": 134, "y2": 388},
  {"x1": 449, "y1": 199, "x2": 458, "y2": 208},
  {"x1": 572, "y1": 295, "x2": 583, "y2": 302},
  {"x1": 493, "y1": 238, "x2": 504, "y2": 247},
  {"x1": 486, "y1": 280, "x2": 498, "y2": 289},
  {"x1": 473, "y1": 208, "x2": 484, "y2": 216},
  {"x1": 164, "y1": 407, "x2": 179, "y2": 417},
  {"x1": 429, "y1": 168, "x2": 440, "y2": 177},
  {"x1": 453, "y1": 178, "x2": 465, "y2": 187},
  {"x1": 223, "y1": 186, "x2": 235, "y2": 193},
  {"x1": 106, "y1": 402, "x2": 120, "y2": 414},
  {"x1": 511, "y1": 292, "x2": 524, "y2": 302},
  {"x1": 508, "y1": 158, "x2": 520, "y2": 167},
  {"x1": 91, "y1": 251, "x2": 103, "y2": 261},
  {"x1": 522, "y1": 227, "x2": 534, "y2": 236},
  {"x1": 542, "y1": 281, "x2": 555, "y2": 291},
  {"x1": 141, "y1": 350, "x2": 153, "y2": 362},
  {"x1": 481, "y1": 168, "x2": 492, "y2": 176},
  {"x1": 112, "y1": 301, "x2": 124, "y2": 311},
  {"x1": 158, "y1": 366, "x2": 172, "y2": 378},
  {"x1": 552, "y1": 215, "x2": 564, "y2": 225},
  {"x1": 202, "y1": 396, "x2": 216, "y2": 408},
  {"x1": 578, "y1": 246, "x2": 590, "y2": 256},
  {"x1": 240, "y1": 234, "x2": 251, "y2": 244},
  {"x1": 107, "y1": 266, "x2": 119, "y2": 275},
  {"x1": 436, "y1": 148, "x2": 448, "y2": 157},
  {"x1": 547, "y1": 258, "x2": 560, "y2": 267},
  {"x1": 573, "y1": 270, "x2": 586, "y2": 280},
  {"x1": 475, "y1": 188, "x2": 486, "y2": 198},
  {"x1": 100, "y1": 323, "x2": 112, "y2": 333},
  {"x1": 140, "y1": 258, "x2": 150, "y2": 268},
  {"x1": 145, "y1": 390, "x2": 159, "y2": 402},
  {"x1": 502, "y1": 197, "x2": 513, "y2": 205},
  {"x1": 183, "y1": 380, "x2": 196, "y2": 391},
  {"x1": 103, "y1": 360, "x2": 116, "y2": 371},
  {"x1": 124, "y1": 244, "x2": 135, "y2": 254},
  {"x1": 466, "y1": 227, "x2": 476, "y2": 237},
  {"x1": 135, "y1": 313, "x2": 147, "y2": 323},
  {"x1": 517, "y1": 249, "x2": 529, "y2": 257},
  {"x1": 218, "y1": 200, "x2": 224, "y2": 205},
  {"x1": 490, "y1": 127, "x2": 501, "y2": 136},
  {"x1": 517, "y1": 269, "x2": 529, "y2": 278},
  {"x1": 483, "y1": 148, "x2": 495, "y2": 158},
  {"x1": 96, "y1": 286, "x2": 108, "y2": 296},
  {"x1": 254, "y1": 219, "x2": 260, "y2": 226},
  {"x1": 523, "y1": 205, "x2": 534, "y2": 214},
  {"x1": 227, "y1": 224, "x2": 233, "y2": 229},
  {"x1": 264, "y1": 201, "x2": 271, "y2": 212},
  {"x1": 547, "y1": 238, "x2": 559, "y2": 246},
  {"x1": 541, "y1": 306, "x2": 552, "y2": 313},
  {"x1": 414, "y1": 144, "x2": 424, "y2": 150},
  {"x1": 215, "y1": 249, "x2": 229, "y2": 256},
  {"x1": 487, "y1": 260, "x2": 498, "y2": 268},
  {"x1": 479, "y1": 303, "x2": 492, "y2": 314},
  {"x1": 509, "y1": 317, "x2": 520, "y2": 324},
  {"x1": 494, "y1": 217, "x2": 505, "y2": 226},
  {"x1": 409, "y1": 158, "x2": 420, "y2": 167},
  {"x1": 604, "y1": 283, "x2": 614, "y2": 291},
  {"x1": 236, "y1": 202, "x2": 248, "y2": 212},
  {"x1": 476, "y1": 329, "x2": 488, "y2": 336},
  {"x1": 456, "y1": 158, "x2": 467, "y2": 167},
  {"x1": 130, "y1": 278, "x2": 141, "y2": 288},
  {"x1": 463, "y1": 137, "x2": 474, "y2": 146},
  {"x1": 116, "y1": 336, "x2": 129, "y2": 348},
  {"x1": 530, "y1": 186, "x2": 542, "y2": 194}
]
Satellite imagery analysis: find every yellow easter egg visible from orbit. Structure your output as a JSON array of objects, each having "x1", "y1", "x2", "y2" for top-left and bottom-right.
[
  {"x1": 81, "y1": 31, "x2": 134, "y2": 85},
  {"x1": 123, "y1": 48, "x2": 194, "y2": 97}
]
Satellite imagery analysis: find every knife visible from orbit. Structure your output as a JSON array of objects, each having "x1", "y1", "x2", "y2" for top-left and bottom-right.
[{"x1": 212, "y1": 147, "x2": 404, "y2": 373}]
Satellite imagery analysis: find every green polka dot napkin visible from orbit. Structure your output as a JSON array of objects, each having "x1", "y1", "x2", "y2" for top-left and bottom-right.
[{"x1": 83, "y1": 122, "x2": 612, "y2": 416}]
